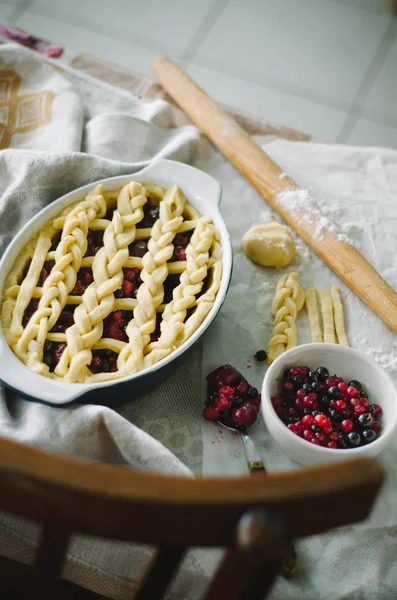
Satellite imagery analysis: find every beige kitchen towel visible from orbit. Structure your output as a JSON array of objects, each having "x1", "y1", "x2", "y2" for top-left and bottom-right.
[{"x1": 0, "y1": 42, "x2": 211, "y2": 600}]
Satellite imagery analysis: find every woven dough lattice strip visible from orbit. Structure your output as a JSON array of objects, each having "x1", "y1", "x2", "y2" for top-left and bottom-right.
[{"x1": 1, "y1": 181, "x2": 222, "y2": 383}]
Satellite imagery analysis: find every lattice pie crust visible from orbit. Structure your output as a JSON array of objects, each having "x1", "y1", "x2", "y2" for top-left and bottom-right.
[{"x1": 1, "y1": 182, "x2": 222, "y2": 383}]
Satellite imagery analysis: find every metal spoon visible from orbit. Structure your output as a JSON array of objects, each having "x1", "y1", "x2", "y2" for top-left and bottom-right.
[{"x1": 217, "y1": 420, "x2": 297, "y2": 577}]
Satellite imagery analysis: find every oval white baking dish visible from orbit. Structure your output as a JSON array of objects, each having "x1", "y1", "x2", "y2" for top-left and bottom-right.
[{"x1": 0, "y1": 159, "x2": 232, "y2": 406}]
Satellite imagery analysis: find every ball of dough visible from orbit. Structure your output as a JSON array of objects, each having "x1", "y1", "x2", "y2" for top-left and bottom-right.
[{"x1": 241, "y1": 222, "x2": 296, "y2": 267}]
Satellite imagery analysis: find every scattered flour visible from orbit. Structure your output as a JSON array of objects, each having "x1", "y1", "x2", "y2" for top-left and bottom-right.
[
  {"x1": 356, "y1": 338, "x2": 397, "y2": 374},
  {"x1": 275, "y1": 188, "x2": 352, "y2": 244}
]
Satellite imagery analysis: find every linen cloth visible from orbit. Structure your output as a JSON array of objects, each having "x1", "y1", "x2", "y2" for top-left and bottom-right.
[{"x1": 0, "y1": 42, "x2": 397, "y2": 599}]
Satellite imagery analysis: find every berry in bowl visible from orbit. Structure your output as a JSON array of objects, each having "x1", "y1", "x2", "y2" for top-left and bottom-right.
[
  {"x1": 203, "y1": 364, "x2": 261, "y2": 431},
  {"x1": 262, "y1": 343, "x2": 397, "y2": 466},
  {"x1": 274, "y1": 366, "x2": 382, "y2": 449}
]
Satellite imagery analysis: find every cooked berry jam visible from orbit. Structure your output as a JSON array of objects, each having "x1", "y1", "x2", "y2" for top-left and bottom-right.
[
  {"x1": 43, "y1": 341, "x2": 67, "y2": 371},
  {"x1": 114, "y1": 267, "x2": 142, "y2": 299},
  {"x1": 89, "y1": 349, "x2": 119, "y2": 374},
  {"x1": 196, "y1": 272, "x2": 211, "y2": 301},
  {"x1": 128, "y1": 240, "x2": 148, "y2": 257},
  {"x1": 105, "y1": 206, "x2": 115, "y2": 221},
  {"x1": 137, "y1": 199, "x2": 160, "y2": 229},
  {"x1": 70, "y1": 267, "x2": 94, "y2": 296},
  {"x1": 272, "y1": 366, "x2": 382, "y2": 449},
  {"x1": 103, "y1": 310, "x2": 132, "y2": 342},
  {"x1": 50, "y1": 231, "x2": 61, "y2": 251},
  {"x1": 84, "y1": 230, "x2": 104, "y2": 257},
  {"x1": 163, "y1": 274, "x2": 180, "y2": 304},
  {"x1": 22, "y1": 298, "x2": 39, "y2": 327},
  {"x1": 38, "y1": 260, "x2": 55, "y2": 286},
  {"x1": 50, "y1": 306, "x2": 75, "y2": 333},
  {"x1": 170, "y1": 232, "x2": 192, "y2": 262},
  {"x1": 150, "y1": 313, "x2": 162, "y2": 343},
  {"x1": 203, "y1": 364, "x2": 260, "y2": 431}
]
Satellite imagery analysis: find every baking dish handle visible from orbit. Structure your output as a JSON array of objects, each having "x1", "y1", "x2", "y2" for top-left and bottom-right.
[
  {"x1": 134, "y1": 159, "x2": 222, "y2": 208},
  {"x1": 0, "y1": 339, "x2": 88, "y2": 405}
]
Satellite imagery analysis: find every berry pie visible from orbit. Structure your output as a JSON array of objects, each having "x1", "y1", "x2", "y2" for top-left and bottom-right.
[{"x1": 2, "y1": 181, "x2": 222, "y2": 382}]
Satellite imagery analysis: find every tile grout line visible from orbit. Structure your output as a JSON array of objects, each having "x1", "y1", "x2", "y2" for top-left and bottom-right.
[
  {"x1": 8, "y1": 0, "x2": 35, "y2": 23},
  {"x1": 178, "y1": 0, "x2": 231, "y2": 67},
  {"x1": 15, "y1": 2, "x2": 183, "y2": 58},
  {"x1": 331, "y1": 0, "x2": 391, "y2": 16},
  {"x1": 190, "y1": 54, "x2": 352, "y2": 113},
  {"x1": 335, "y1": 18, "x2": 397, "y2": 143},
  {"x1": 10, "y1": 0, "x2": 397, "y2": 140}
]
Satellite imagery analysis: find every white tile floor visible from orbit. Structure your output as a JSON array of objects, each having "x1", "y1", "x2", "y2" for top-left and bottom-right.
[{"x1": 1, "y1": 0, "x2": 397, "y2": 147}]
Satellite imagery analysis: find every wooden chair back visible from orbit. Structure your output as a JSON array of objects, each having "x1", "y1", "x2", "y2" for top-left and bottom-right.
[{"x1": 0, "y1": 436, "x2": 384, "y2": 600}]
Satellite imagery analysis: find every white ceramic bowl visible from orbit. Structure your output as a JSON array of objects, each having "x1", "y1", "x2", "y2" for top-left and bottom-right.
[
  {"x1": 0, "y1": 159, "x2": 232, "y2": 405},
  {"x1": 262, "y1": 343, "x2": 397, "y2": 466}
]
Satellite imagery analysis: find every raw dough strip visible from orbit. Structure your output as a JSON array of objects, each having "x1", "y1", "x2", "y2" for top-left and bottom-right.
[
  {"x1": 331, "y1": 286, "x2": 349, "y2": 346},
  {"x1": 318, "y1": 291, "x2": 336, "y2": 344},
  {"x1": 118, "y1": 185, "x2": 186, "y2": 374},
  {"x1": 55, "y1": 181, "x2": 147, "y2": 382},
  {"x1": 142, "y1": 217, "x2": 216, "y2": 364},
  {"x1": 305, "y1": 286, "x2": 323, "y2": 343},
  {"x1": 180, "y1": 233, "x2": 222, "y2": 343},
  {"x1": 267, "y1": 272, "x2": 305, "y2": 364},
  {"x1": 2, "y1": 234, "x2": 43, "y2": 345},
  {"x1": 15, "y1": 186, "x2": 107, "y2": 373},
  {"x1": 2, "y1": 182, "x2": 222, "y2": 383}
]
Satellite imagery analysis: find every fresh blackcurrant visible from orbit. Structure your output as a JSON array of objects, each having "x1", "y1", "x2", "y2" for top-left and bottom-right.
[
  {"x1": 362, "y1": 429, "x2": 377, "y2": 444},
  {"x1": 311, "y1": 381, "x2": 322, "y2": 392},
  {"x1": 358, "y1": 413, "x2": 374, "y2": 428},
  {"x1": 232, "y1": 395, "x2": 244, "y2": 407},
  {"x1": 329, "y1": 409, "x2": 343, "y2": 423},
  {"x1": 328, "y1": 386, "x2": 341, "y2": 398},
  {"x1": 248, "y1": 386, "x2": 259, "y2": 398},
  {"x1": 316, "y1": 367, "x2": 329, "y2": 380},
  {"x1": 347, "y1": 432, "x2": 361, "y2": 447}
]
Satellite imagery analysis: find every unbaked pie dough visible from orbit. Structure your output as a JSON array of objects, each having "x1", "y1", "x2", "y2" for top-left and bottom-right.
[
  {"x1": 242, "y1": 222, "x2": 295, "y2": 267},
  {"x1": 267, "y1": 271, "x2": 305, "y2": 364},
  {"x1": 305, "y1": 284, "x2": 349, "y2": 346},
  {"x1": 1, "y1": 182, "x2": 222, "y2": 383}
]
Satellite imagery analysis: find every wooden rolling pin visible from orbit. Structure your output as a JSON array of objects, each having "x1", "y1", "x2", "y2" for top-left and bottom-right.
[{"x1": 152, "y1": 56, "x2": 397, "y2": 334}]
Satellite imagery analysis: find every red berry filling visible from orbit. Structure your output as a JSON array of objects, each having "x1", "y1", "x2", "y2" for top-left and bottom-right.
[
  {"x1": 22, "y1": 298, "x2": 39, "y2": 327},
  {"x1": 103, "y1": 310, "x2": 132, "y2": 342},
  {"x1": 203, "y1": 364, "x2": 260, "y2": 431},
  {"x1": 272, "y1": 366, "x2": 382, "y2": 449},
  {"x1": 43, "y1": 341, "x2": 67, "y2": 371},
  {"x1": 50, "y1": 306, "x2": 75, "y2": 333},
  {"x1": 89, "y1": 349, "x2": 119, "y2": 374},
  {"x1": 163, "y1": 274, "x2": 181, "y2": 304},
  {"x1": 84, "y1": 230, "x2": 104, "y2": 257},
  {"x1": 105, "y1": 207, "x2": 115, "y2": 221},
  {"x1": 70, "y1": 267, "x2": 94, "y2": 296},
  {"x1": 170, "y1": 232, "x2": 192, "y2": 262},
  {"x1": 128, "y1": 240, "x2": 148, "y2": 257},
  {"x1": 50, "y1": 231, "x2": 61, "y2": 251},
  {"x1": 150, "y1": 313, "x2": 162, "y2": 343},
  {"x1": 137, "y1": 200, "x2": 160, "y2": 229},
  {"x1": 114, "y1": 267, "x2": 142, "y2": 299},
  {"x1": 38, "y1": 260, "x2": 55, "y2": 286}
]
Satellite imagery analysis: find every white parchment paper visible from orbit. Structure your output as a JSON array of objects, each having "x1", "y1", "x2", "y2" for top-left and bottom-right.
[{"x1": 197, "y1": 137, "x2": 397, "y2": 599}]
